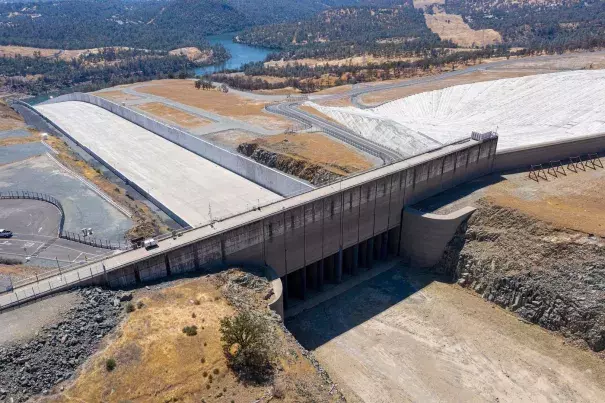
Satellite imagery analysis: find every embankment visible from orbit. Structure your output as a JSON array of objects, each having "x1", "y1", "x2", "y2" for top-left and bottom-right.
[
  {"x1": 439, "y1": 199, "x2": 605, "y2": 353},
  {"x1": 237, "y1": 142, "x2": 340, "y2": 186}
]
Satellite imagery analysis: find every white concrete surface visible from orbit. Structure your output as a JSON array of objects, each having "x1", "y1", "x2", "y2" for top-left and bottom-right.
[
  {"x1": 36, "y1": 101, "x2": 282, "y2": 227},
  {"x1": 308, "y1": 70, "x2": 605, "y2": 154}
]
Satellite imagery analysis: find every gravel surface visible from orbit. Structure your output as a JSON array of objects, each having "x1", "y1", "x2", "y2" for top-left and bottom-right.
[{"x1": 0, "y1": 287, "x2": 127, "y2": 402}]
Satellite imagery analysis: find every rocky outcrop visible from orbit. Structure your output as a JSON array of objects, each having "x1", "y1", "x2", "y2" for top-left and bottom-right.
[
  {"x1": 438, "y1": 199, "x2": 605, "y2": 352},
  {"x1": 0, "y1": 288, "x2": 125, "y2": 402},
  {"x1": 238, "y1": 142, "x2": 340, "y2": 186}
]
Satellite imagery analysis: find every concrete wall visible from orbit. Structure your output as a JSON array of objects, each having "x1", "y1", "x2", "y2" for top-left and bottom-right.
[
  {"x1": 12, "y1": 101, "x2": 191, "y2": 227},
  {"x1": 38, "y1": 93, "x2": 313, "y2": 197},
  {"x1": 400, "y1": 206, "x2": 476, "y2": 268},
  {"x1": 109, "y1": 137, "x2": 496, "y2": 282},
  {"x1": 494, "y1": 132, "x2": 605, "y2": 171}
]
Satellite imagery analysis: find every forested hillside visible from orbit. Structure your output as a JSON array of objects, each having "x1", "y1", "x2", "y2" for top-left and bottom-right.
[
  {"x1": 239, "y1": 4, "x2": 453, "y2": 60},
  {"x1": 0, "y1": 0, "x2": 408, "y2": 51},
  {"x1": 445, "y1": 0, "x2": 605, "y2": 52}
]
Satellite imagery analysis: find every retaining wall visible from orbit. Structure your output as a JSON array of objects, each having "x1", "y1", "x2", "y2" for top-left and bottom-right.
[
  {"x1": 400, "y1": 206, "x2": 477, "y2": 268},
  {"x1": 2, "y1": 136, "x2": 497, "y2": 313},
  {"x1": 38, "y1": 93, "x2": 313, "y2": 197},
  {"x1": 106, "y1": 137, "x2": 497, "y2": 284},
  {"x1": 494, "y1": 132, "x2": 605, "y2": 171}
]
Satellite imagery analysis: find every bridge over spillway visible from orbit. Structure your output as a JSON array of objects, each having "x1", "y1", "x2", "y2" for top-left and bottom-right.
[{"x1": 0, "y1": 134, "x2": 497, "y2": 316}]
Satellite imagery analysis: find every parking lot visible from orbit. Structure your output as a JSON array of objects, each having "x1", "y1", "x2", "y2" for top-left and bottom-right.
[{"x1": 0, "y1": 199, "x2": 113, "y2": 268}]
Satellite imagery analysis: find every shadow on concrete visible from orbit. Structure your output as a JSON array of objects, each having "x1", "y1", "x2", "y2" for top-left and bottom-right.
[
  {"x1": 285, "y1": 263, "x2": 447, "y2": 351},
  {"x1": 413, "y1": 174, "x2": 506, "y2": 213}
]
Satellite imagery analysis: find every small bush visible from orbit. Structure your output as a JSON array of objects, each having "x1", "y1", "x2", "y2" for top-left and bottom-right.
[
  {"x1": 213, "y1": 368, "x2": 219, "y2": 375},
  {"x1": 136, "y1": 300, "x2": 145, "y2": 309},
  {"x1": 202, "y1": 371, "x2": 208, "y2": 377},
  {"x1": 194, "y1": 299, "x2": 201, "y2": 306},
  {"x1": 206, "y1": 384, "x2": 211, "y2": 390},
  {"x1": 220, "y1": 311, "x2": 275, "y2": 379},
  {"x1": 208, "y1": 374, "x2": 213, "y2": 382},
  {"x1": 201, "y1": 357, "x2": 206, "y2": 364},
  {"x1": 182, "y1": 325, "x2": 198, "y2": 336},
  {"x1": 125, "y1": 303, "x2": 135, "y2": 313},
  {"x1": 105, "y1": 358, "x2": 116, "y2": 372},
  {"x1": 192, "y1": 312, "x2": 196, "y2": 318}
]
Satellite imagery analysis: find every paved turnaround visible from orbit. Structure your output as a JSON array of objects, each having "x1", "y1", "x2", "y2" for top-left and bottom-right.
[{"x1": 36, "y1": 101, "x2": 282, "y2": 227}]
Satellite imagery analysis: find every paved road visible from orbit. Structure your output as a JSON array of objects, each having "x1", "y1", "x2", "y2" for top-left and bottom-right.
[
  {"x1": 116, "y1": 84, "x2": 281, "y2": 136},
  {"x1": 266, "y1": 102, "x2": 402, "y2": 164}
]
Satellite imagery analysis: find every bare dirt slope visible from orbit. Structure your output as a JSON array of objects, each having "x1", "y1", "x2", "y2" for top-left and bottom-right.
[
  {"x1": 134, "y1": 80, "x2": 291, "y2": 130},
  {"x1": 288, "y1": 265, "x2": 605, "y2": 402},
  {"x1": 0, "y1": 100, "x2": 25, "y2": 131},
  {"x1": 425, "y1": 12, "x2": 502, "y2": 47},
  {"x1": 136, "y1": 102, "x2": 210, "y2": 128}
]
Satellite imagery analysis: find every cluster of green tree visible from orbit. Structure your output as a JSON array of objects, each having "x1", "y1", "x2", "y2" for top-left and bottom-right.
[
  {"x1": 0, "y1": 52, "x2": 196, "y2": 95},
  {"x1": 212, "y1": 47, "x2": 512, "y2": 93},
  {"x1": 445, "y1": 0, "x2": 605, "y2": 53},
  {"x1": 238, "y1": 4, "x2": 454, "y2": 60}
]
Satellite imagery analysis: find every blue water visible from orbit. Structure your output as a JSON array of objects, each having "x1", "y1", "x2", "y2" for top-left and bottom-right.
[{"x1": 194, "y1": 32, "x2": 273, "y2": 76}]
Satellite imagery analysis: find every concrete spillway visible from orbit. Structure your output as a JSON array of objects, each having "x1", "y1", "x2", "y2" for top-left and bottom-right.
[
  {"x1": 309, "y1": 70, "x2": 605, "y2": 155},
  {"x1": 36, "y1": 101, "x2": 282, "y2": 227}
]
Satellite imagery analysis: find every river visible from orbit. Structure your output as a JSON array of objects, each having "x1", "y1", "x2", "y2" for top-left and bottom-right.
[{"x1": 194, "y1": 32, "x2": 273, "y2": 76}]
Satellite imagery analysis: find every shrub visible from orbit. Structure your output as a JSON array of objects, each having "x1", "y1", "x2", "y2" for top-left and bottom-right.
[
  {"x1": 136, "y1": 300, "x2": 145, "y2": 309},
  {"x1": 0, "y1": 257, "x2": 22, "y2": 265},
  {"x1": 182, "y1": 325, "x2": 198, "y2": 336},
  {"x1": 203, "y1": 371, "x2": 208, "y2": 377},
  {"x1": 125, "y1": 303, "x2": 135, "y2": 313},
  {"x1": 201, "y1": 357, "x2": 206, "y2": 364},
  {"x1": 219, "y1": 311, "x2": 275, "y2": 379},
  {"x1": 105, "y1": 358, "x2": 116, "y2": 372},
  {"x1": 192, "y1": 312, "x2": 196, "y2": 318},
  {"x1": 213, "y1": 368, "x2": 219, "y2": 375}
]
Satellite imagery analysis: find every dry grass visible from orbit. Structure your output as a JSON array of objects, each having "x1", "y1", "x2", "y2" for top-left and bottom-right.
[
  {"x1": 360, "y1": 68, "x2": 541, "y2": 105},
  {"x1": 253, "y1": 87, "x2": 301, "y2": 95},
  {"x1": 94, "y1": 90, "x2": 141, "y2": 102},
  {"x1": 253, "y1": 132, "x2": 375, "y2": 175},
  {"x1": 0, "y1": 264, "x2": 49, "y2": 281},
  {"x1": 265, "y1": 55, "x2": 422, "y2": 68},
  {"x1": 425, "y1": 13, "x2": 502, "y2": 47},
  {"x1": 486, "y1": 166, "x2": 605, "y2": 237},
  {"x1": 134, "y1": 80, "x2": 291, "y2": 130},
  {"x1": 43, "y1": 275, "x2": 339, "y2": 403},
  {"x1": 413, "y1": 0, "x2": 445, "y2": 8},
  {"x1": 0, "y1": 134, "x2": 38, "y2": 147},
  {"x1": 168, "y1": 47, "x2": 212, "y2": 63},
  {"x1": 204, "y1": 130, "x2": 258, "y2": 150},
  {"x1": 136, "y1": 102, "x2": 210, "y2": 128},
  {"x1": 299, "y1": 104, "x2": 343, "y2": 125},
  {"x1": 0, "y1": 45, "x2": 59, "y2": 58},
  {"x1": 0, "y1": 45, "x2": 131, "y2": 61},
  {"x1": 0, "y1": 100, "x2": 26, "y2": 131}
]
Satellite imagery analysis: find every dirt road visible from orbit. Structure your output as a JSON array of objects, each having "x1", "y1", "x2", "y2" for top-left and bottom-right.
[{"x1": 287, "y1": 266, "x2": 605, "y2": 402}]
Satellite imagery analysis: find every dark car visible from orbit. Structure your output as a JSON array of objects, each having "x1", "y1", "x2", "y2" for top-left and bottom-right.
[{"x1": 0, "y1": 229, "x2": 13, "y2": 238}]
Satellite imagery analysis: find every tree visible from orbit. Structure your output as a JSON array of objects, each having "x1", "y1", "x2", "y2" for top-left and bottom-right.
[{"x1": 220, "y1": 311, "x2": 274, "y2": 380}]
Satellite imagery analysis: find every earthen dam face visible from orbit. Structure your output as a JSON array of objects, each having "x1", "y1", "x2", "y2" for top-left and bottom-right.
[{"x1": 308, "y1": 70, "x2": 605, "y2": 156}]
